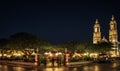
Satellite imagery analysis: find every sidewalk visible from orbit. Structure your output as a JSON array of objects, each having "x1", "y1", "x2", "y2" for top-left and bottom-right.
[
  {"x1": 0, "y1": 60, "x2": 93, "y2": 68},
  {"x1": 0, "y1": 60, "x2": 35, "y2": 67},
  {"x1": 68, "y1": 61, "x2": 93, "y2": 66}
]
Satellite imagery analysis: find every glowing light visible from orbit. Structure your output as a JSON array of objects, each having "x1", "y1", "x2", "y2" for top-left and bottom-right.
[
  {"x1": 32, "y1": 52, "x2": 35, "y2": 55},
  {"x1": 6, "y1": 55, "x2": 11, "y2": 58},
  {"x1": 0, "y1": 54, "x2": 2, "y2": 57},
  {"x1": 4, "y1": 54, "x2": 7, "y2": 56},
  {"x1": 44, "y1": 52, "x2": 48, "y2": 55},
  {"x1": 50, "y1": 53, "x2": 52, "y2": 57},
  {"x1": 55, "y1": 52, "x2": 62, "y2": 56},
  {"x1": 17, "y1": 54, "x2": 21, "y2": 56},
  {"x1": 90, "y1": 53, "x2": 98, "y2": 58}
]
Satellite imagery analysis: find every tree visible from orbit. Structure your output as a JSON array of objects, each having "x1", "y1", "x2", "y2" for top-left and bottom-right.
[
  {"x1": 84, "y1": 42, "x2": 96, "y2": 53},
  {"x1": 0, "y1": 38, "x2": 9, "y2": 59},
  {"x1": 5, "y1": 32, "x2": 51, "y2": 50},
  {"x1": 76, "y1": 43, "x2": 86, "y2": 53},
  {"x1": 2, "y1": 32, "x2": 51, "y2": 60},
  {"x1": 58, "y1": 41, "x2": 80, "y2": 53},
  {"x1": 0, "y1": 38, "x2": 8, "y2": 49},
  {"x1": 94, "y1": 42, "x2": 113, "y2": 54}
]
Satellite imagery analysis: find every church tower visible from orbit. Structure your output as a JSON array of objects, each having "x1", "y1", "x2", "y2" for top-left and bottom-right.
[
  {"x1": 109, "y1": 15, "x2": 118, "y2": 46},
  {"x1": 93, "y1": 19, "x2": 101, "y2": 44}
]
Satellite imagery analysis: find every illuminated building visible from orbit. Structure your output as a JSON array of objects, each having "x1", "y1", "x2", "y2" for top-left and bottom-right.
[
  {"x1": 109, "y1": 15, "x2": 118, "y2": 46},
  {"x1": 93, "y1": 19, "x2": 101, "y2": 44},
  {"x1": 93, "y1": 15, "x2": 118, "y2": 56}
]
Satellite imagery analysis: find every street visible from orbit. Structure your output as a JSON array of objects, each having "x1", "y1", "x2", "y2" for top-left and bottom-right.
[{"x1": 0, "y1": 62, "x2": 120, "y2": 71}]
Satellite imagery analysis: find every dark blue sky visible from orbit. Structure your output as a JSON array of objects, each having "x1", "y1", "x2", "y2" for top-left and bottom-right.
[{"x1": 0, "y1": 0, "x2": 120, "y2": 44}]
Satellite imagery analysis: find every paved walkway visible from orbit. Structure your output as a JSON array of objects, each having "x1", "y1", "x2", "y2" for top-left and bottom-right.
[{"x1": 0, "y1": 60, "x2": 93, "y2": 68}]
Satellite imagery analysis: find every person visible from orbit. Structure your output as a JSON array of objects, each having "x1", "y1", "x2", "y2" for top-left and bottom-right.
[
  {"x1": 51, "y1": 57, "x2": 55, "y2": 67},
  {"x1": 57, "y1": 55, "x2": 62, "y2": 67},
  {"x1": 43, "y1": 57, "x2": 47, "y2": 67}
]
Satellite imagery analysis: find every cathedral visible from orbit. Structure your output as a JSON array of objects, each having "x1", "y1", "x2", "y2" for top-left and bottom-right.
[{"x1": 93, "y1": 15, "x2": 118, "y2": 56}]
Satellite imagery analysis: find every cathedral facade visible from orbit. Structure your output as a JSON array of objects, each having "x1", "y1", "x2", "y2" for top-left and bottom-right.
[
  {"x1": 93, "y1": 15, "x2": 118, "y2": 56},
  {"x1": 93, "y1": 15, "x2": 118, "y2": 45},
  {"x1": 93, "y1": 19, "x2": 101, "y2": 44}
]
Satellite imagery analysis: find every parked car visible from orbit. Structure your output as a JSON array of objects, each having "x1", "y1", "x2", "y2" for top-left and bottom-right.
[
  {"x1": 97, "y1": 54, "x2": 113, "y2": 63},
  {"x1": 97, "y1": 57, "x2": 113, "y2": 63}
]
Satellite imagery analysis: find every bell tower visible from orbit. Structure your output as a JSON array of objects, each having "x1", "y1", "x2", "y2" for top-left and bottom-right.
[
  {"x1": 93, "y1": 19, "x2": 101, "y2": 44},
  {"x1": 109, "y1": 15, "x2": 118, "y2": 46}
]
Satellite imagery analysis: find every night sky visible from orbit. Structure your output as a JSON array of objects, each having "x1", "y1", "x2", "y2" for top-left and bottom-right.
[{"x1": 0, "y1": 0, "x2": 120, "y2": 44}]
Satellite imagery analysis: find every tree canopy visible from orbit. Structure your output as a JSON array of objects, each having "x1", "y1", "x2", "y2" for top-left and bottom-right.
[
  {"x1": 0, "y1": 32, "x2": 113, "y2": 54},
  {"x1": 0, "y1": 32, "x2": 51, "y2": 50}
]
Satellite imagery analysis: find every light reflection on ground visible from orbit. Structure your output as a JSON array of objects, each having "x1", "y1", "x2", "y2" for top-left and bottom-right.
[
  {"x1": 94, "y1": 65, "x2": 99, "y2": 71},
  {"x1": 0, "y1": 62, "x2": 120, "y2": 71},
  {"x1": 13, "y1": 67, "x2": 25, "y2": 71},
  {"x1": 44, "y1": 68, "x2": 64, "y2": 71}
]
